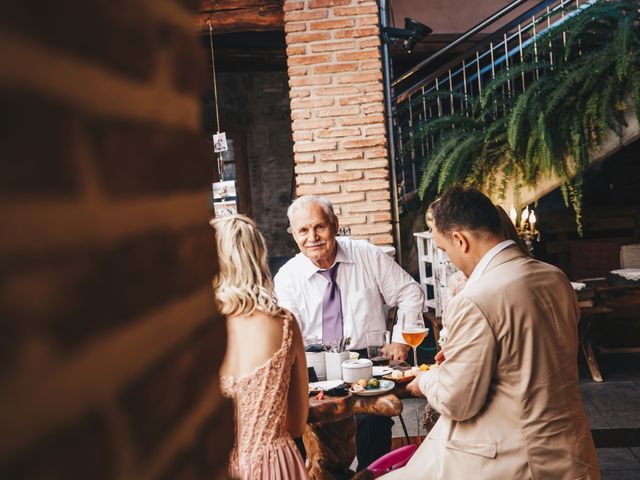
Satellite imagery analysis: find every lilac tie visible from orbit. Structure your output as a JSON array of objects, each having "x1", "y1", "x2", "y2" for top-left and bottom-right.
[{"x1": 318, "y1": 263, "x2": 343, "y2": 343}]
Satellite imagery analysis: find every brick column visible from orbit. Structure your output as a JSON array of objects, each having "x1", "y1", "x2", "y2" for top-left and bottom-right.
[
  {"x1": 284, "y1": 0, "x2": 393, "y2": 245},
  {"x1": 0, "y1": 2, "x2": 231, "y2": 479}
]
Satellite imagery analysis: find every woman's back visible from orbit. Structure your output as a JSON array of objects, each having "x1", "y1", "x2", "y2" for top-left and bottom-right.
[
  {"x1": 211, "y1": 214, "x2": 308, "y2": 479},
  {"x1": 220, "y1": 312, "x2": 309, "y2": 479},
  {"x1": 222, "y1": 311, "x2": 288, "y2": 377}
]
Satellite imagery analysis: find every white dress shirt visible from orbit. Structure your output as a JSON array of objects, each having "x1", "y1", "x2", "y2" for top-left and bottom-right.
[{"x1": 274, "y1": 237, "x2": 424, "y2": 350}]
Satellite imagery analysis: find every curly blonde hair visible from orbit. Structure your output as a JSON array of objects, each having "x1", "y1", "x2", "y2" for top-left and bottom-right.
[{"x1": 211, "y1": 214, "x2": 286, "y2": 317}]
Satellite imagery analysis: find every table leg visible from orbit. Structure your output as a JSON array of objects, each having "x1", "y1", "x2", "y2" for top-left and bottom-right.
[
  {"x1": 579, "y1": 316, "x2": 604, "y2": 383},
  {"x1": 398, "y1": 414, "x2": 411, "y2": 444},
  {"x1": 304, "y1": 416, "x2": 357, "y2": 480}
]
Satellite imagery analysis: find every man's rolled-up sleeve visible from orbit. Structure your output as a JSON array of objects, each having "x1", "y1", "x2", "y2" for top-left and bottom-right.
[
  {"x1": 418, "y1": 294, "x2": 496, "y2": 421},
  {"x1": 372, "y1": 248, "x2": 424, "y2": 344}
]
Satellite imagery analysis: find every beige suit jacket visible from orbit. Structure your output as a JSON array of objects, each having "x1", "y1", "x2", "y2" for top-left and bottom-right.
[{"x1": 383, "y1": 246, "x2": 599, "y2": 479}]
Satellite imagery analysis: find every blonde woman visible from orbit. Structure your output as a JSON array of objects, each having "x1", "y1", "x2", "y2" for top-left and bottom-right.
[{"x1": 212, "y1": 214, "x2": 309, "y2": 479}]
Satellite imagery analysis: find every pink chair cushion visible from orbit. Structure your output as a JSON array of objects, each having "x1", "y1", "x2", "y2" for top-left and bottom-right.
[{"x1": 367, "y1": 444, "x2": 418, "y2": 478}]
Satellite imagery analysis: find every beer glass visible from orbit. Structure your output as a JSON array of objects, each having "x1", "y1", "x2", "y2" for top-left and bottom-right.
[{"x1": 400, "y1": 312, "x2": 429, "y2": 366}]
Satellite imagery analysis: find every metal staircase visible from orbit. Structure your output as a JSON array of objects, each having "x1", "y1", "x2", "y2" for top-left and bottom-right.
[{"x1": 389, "y1": 0, "x2": 604, "y2": 209}]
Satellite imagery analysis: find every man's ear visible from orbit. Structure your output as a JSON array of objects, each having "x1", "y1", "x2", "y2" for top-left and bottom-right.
[{"x1": 450, "y1": 230, "x2": 470, "y2": 253}]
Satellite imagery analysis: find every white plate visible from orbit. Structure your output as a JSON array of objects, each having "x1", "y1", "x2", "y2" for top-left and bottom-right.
[
  {"x1": 372, "y1": 366, "x2": 393, "y2": 377},
  {"x1": 349, "y1": 379, "x2": 395, "y2": 396},
  {"x1": 571, "y1": 281, "x2": 586, "y2": 291},
  {"x1": 309, "y1": 380, "x2": 343, "y2": 391}
]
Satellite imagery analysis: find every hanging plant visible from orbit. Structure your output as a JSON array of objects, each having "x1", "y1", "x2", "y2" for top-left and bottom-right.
[{"x1": 402, "y1": 0, "x2": 640, "y2": 233}]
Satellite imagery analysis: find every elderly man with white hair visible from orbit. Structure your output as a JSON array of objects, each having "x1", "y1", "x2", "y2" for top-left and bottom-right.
[{"x1": 274, "y1": 195, "x2": 424, "y2": 470}]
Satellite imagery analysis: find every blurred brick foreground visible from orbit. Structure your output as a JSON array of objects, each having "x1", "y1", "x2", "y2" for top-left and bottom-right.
[{"x1": 0, "y1": 1, "x2": 232, "y2": 478}]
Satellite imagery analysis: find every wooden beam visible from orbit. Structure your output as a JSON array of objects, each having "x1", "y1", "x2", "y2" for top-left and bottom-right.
[
  {"x1": 200, "y1": 0, "x2": 281, "y2": 11},
  {"x1": 198, "y1": 0, "x2": 284, "y2": 34}
]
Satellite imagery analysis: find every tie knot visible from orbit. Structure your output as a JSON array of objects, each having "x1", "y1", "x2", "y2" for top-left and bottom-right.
[{"x1": 318, "y1": 262, "x2": 339, "y2": 282}]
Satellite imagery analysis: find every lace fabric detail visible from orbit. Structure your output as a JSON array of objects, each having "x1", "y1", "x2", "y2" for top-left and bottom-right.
[
  {"x1": 439, "y1": 271, "x2": 467, "y2": 347},
  {"x1": 220, "y1": 313, "x2": 305, "y2": 478},
  {"x1": 442, "y1": 270, "x2": 467, "y2": 315}
]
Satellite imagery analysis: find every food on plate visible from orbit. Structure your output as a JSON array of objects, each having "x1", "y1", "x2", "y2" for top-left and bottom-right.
[
  {"x1": 352, "y1": 378, "x2": 381, "y2": 391},
  {"x1": 387, "y1": 369, "x2": 415, "y2": 379},
  {"x1": 384, "y1": 366, "x2": 434, "y2": 383},
  {"x1": 315, "y1": 390, "x2": 325, "y2": 400},
  {"x1": 367, "y1": 378, "x2": 380, "y2": 389}
]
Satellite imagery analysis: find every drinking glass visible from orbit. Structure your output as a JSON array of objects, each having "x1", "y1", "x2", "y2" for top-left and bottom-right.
[
  {"x1": 400, "y1": 312, "x2": 429, "y2": 366},
  {"x1": 303, "y1": 335, "x2": 322, "y2": 352},
  {"x1": 366, "y1": 330, "x2": 390, "y2": 366}
]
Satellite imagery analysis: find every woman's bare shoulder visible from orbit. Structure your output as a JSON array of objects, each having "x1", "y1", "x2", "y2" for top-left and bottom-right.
[{"x1": 230, "y1": 311, "x2": 284, "y2": 335}]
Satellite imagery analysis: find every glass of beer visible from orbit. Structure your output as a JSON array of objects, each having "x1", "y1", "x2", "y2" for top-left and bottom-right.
[
  {"x1": 366, "y1": 330, "x2": 390, "y2": 366},
  {"x1": 401, "y1": 312, "x2": 429, "y2": 366}
]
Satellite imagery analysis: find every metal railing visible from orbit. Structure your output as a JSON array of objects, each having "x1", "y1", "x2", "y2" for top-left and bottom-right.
[{"x1": 391, "y1": 0, "x2": 593, "y2": 208}]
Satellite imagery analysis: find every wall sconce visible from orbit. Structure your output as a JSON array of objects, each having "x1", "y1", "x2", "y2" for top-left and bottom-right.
[{"x1": 510, "y1": 205, "x2": 541, "y2": 253}]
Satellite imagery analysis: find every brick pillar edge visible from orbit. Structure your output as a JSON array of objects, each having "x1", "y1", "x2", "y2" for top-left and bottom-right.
[
  {"x1": 0, "y1": 2, "x2": 232, "y2": 479},
  {"x1": 284, "y1": 0, "x2": 394, "y2": 245}
]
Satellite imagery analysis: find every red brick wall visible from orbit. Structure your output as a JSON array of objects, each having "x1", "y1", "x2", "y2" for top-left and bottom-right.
[
  {"x1": 284, "y1": 0, "x2": 393, "y2": 245},
  {"x1": 0, "y1": 2, "x2": 232, "y2": 479}
]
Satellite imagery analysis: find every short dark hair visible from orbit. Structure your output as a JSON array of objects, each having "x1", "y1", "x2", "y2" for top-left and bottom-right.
[{"x1": 432, "y1": 187, "x2": 502, "y2": 236}]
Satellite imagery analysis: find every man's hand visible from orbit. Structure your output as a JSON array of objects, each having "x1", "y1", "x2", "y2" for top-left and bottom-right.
[
  {"x1": 381, "y1": 342, "x2": 410, "y2": 362},
  {"x1": 405, "y1": 374, "x2": 425, "y2": 398},
  {"x1": 435, "y1": 350, "x2": 445, "y2": 365}
]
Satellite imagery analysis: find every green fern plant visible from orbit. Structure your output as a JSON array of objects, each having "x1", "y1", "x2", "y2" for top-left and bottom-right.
[{"x1": 402, "y1": 0, "x2": 640, "y2": 233}]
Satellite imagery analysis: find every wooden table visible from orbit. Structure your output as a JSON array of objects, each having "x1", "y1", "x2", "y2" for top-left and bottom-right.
[
  {"x1": 579, "y1": 305, "x2": 612, "y2": 382},
  {"x1": 305, "y1": 392, "x2": 403, "y2": 480},
  {"x1": 579, "y1": 281, "x2": 640, "y2": 382}
]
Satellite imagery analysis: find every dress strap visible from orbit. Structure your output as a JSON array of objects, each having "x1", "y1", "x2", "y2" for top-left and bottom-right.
[{"x1": 281, "y1": 310, "x2": 297, "y2": 353}]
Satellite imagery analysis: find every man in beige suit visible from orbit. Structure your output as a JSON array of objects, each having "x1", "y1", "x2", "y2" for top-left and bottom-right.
[{"x1": 382, "y1": 187, "x2": 599, "y2": 479}]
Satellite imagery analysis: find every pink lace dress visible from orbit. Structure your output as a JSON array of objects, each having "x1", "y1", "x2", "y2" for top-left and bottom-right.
[{"x1": 220, "y1": 314, "x2": 310, "y2": 479}]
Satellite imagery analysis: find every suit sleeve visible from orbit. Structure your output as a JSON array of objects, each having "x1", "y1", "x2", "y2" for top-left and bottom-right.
[{"x1": 419, "y1": 294, "x2": 496, "y2": 421}]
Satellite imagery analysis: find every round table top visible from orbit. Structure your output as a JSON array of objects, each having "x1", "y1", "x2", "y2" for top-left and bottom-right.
[
  {"x1": 308, "y1": 392, "x2": 355, "y2": 423},
  {"x1": 308, "y1": 391, "x2": 402, "y2": 424}
]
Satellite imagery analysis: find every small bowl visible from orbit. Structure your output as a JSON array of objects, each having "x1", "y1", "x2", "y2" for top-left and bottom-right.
[{"x1": 342, "y1": 358, "x2": 373, "y2": 384}]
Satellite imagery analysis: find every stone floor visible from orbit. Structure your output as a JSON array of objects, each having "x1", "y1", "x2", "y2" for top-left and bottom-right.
[{"x1": 391, "y1": 353, "x2": 640, "y2": 479}]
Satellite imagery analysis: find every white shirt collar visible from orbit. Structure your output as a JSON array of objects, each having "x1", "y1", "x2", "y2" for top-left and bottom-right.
[{"x1": 465, "y1": 240, "x2": 516, "y2": 288}]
